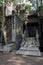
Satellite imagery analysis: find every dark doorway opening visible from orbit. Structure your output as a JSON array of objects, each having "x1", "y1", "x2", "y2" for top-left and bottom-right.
[
  {"x1": 27, "y1": 22, "x2": 39, "y2": 37},
  {"x1": 23, "y1": 22, "x2": 39, "y2": 37}
]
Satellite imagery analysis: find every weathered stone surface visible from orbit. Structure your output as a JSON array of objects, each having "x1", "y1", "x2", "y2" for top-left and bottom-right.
[
  {"x1": 16, "y1": 50, "x2": 41, "y2": 56},
  {"x1": 16, "y1": 37, "x2": 41, "y2": 56},
  {"x1": 20, "y1": 47, "x2": 39, "y2": 51},
  {"x1": 0, "y1": 44, "x2": 14, "y2": 52}
]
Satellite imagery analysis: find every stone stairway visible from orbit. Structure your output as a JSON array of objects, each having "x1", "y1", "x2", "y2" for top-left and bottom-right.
[
  {"x1": 16, "y1": 37, "x2": 41, "y2": 56},
  {"x1": 0, "y1": 43, "x2": 14, "y2": 52}
]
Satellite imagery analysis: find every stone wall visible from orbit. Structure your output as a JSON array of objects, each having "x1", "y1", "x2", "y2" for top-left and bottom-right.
[
  {"x1": 5, "y1": 16, "x2": 12, "y2": 44},
  {"x1": 12, "y1": 11, "x2": 23, "y2": 50}
]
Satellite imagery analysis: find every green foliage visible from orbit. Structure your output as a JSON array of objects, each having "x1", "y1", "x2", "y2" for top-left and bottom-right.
[
  {"x1": 0, "y1": 0, "x2": 3, "y2": 6},
  {"x1": 38, "y1": 5, "x2": 43, "y2": 10},
  {"x1": 0, "y1": 0, "x2": 8, "y2": 6},
  {"x1": 12, "y1": 0, "x2": 24, "y2": 4},
  {"x1": 0, "y1": 0, "x2": 3, "y2": 2},
  {"x1": 25, "y1": 4, "x2": 31, "y2": 11},
  {"x1": 12, "y1": 0, "x2": 16, "y2": 3},
  {"x1": 17, "y1": 0, "x2": 23, "y2": 3}
]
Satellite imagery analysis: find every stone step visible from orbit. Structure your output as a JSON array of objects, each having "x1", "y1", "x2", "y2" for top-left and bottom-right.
[
  {"x1": 26, "y1": 37, "x2": 35, "y2": 41},
  {"x1": 20, "y1": 47, "x2": 39, "y2": 51},
  {"x1": 16, "y1": 50, "x2": 41, "y2": 56},
  {"x1": 25, "y1": 42, "x2": 33, "y2": 45},
  {"x1": 24, "y1": 44, "x2": 36, "y2": 47},
  {"x1": 0, "y1": 44, "x2": 14, "y2": 52},
  {"x1": 0, "y1": 48, "x2": 3, "y2": 51}
]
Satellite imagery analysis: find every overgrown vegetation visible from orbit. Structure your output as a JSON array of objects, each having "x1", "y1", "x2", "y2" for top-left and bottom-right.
[
  {"x1": 25, "y1": 4, "x2": 31, "y2": 11},
  {"x1": 38, "y1": 5, "x2": 43, "y2": 10}
]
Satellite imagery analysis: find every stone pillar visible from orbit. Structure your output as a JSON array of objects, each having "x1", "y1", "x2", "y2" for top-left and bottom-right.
[
  {"x1": 13, "y1": 11, "x2": 23, "y2": 50},
  {"x1": 12, "y1": 15, "x2": 16, "y2": 42}
]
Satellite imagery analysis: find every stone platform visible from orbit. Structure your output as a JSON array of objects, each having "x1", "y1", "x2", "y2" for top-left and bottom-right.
[
  {"x1": 16, "y1": 37, "x2": 41, "y2": 56},
  {"x1": 16, "y1": 47, "x2": 41, "y2": 56},
  {"x1": 0, "y1": 44, "x2": 14, "y2": 52}
]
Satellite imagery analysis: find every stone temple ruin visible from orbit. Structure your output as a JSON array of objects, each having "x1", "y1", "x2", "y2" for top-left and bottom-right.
[{"x1": 0, "y1": 0, "x2": 43, "y2": 56}]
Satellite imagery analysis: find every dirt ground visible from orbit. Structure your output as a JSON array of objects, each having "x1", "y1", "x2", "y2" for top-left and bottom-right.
[{"x1": 0, "y1": 52, "x2": 43, "y2": 65}]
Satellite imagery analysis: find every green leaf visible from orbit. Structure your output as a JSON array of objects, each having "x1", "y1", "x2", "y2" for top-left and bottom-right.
[
  {"x1": 25, "y1": 4, "x2": 31, "y2": 11},
  {"x1": 38, "y1": 5, "x2": 43, "y2": 10}
]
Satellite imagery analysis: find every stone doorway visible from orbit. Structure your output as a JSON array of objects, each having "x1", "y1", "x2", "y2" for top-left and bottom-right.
[
  {"x1": 27, "y1": 22, "x2": 39, "y2": 37},
  {"x1": 23, "y1": 22, "x2": 39, "y2": 37},
  {"x1": 16, "y1": 21, "x2": 41, "y2": 56}
]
